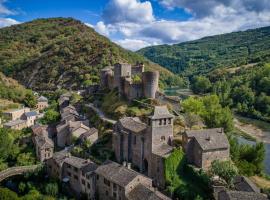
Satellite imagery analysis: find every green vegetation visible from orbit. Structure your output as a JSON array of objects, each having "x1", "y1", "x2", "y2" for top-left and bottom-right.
[
  {"x1": 210, "y1": 160, "x2": 238, "y2": 187},
  {"x1": 0, "y1": 17, "x2": 177, "y2": 90},
  {"x1": 191, "y1": 63, "x2": 270, "y2": 122},
  {"x1": 39, "y1": 100, "x2": 60, "y2": 124},
  {"x1": 138, "y1": 26, "x2": 270, "y2": 75},
  {"x1": 164, "y1": 148, "x2": 212, "y2": 200},
  {"x1": 229, "y1": 135, "x2": 265, "y2": 176},
  {"x1": 182, "y1": 95, "x2": 233, "y2": 132},
  {"x1": 0, "y1": 73, "x2": 36, "y2": 108},
  {"x1": 0, "y1": 128, "x2": 37, "y2": 170}
]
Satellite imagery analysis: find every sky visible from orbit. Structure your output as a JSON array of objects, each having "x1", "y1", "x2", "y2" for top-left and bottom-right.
[{"x1": 1, "y1": 0, "x2": 270, "y2": 51}]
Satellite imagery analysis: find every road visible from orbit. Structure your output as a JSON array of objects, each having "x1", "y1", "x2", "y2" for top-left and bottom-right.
[{"x1": 85, "y1": 103, "x2": 116, "y2": 124}]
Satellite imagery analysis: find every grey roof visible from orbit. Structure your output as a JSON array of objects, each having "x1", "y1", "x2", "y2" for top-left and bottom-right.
[
  {"x1": 119, "y1": 117, "x2": 147, "y2": 133},
  {"x1": 51, "y1": 150, "x2": 70, "y2": 166},
  {"x1": 34, "y1": 134, "x2": 54, "y2": 148},
  {"x1": 185, "y1": 128, "x2": 229, "y2": 151},
  {"x1": 4, "y1": 119, "x2": 26, "y2": 127},
  {"x1": 64, "y1": 156, "x2": 96, "y2": 170},
  {"x1": 149, "y1": 106, "x2": 174, "y2": 120},
  {"x1": 127, "y1": 184, "x2": 171, "y2": 200},
  {"x1": 38, "y1": 96, "x2": 48, "y2": 102},
  {"x1": 152, "y1": 143, "x2": 173, "y2": 158},
  {"x1": 79, "y1": 127, "x2": 98, "y2": 139},
  {"x1": 218, "y1": 190, "x2": 268, "y2": 200},
  {"x1": 234, "y1": 176, "x2": 261, "y2": 193},
  {"x1": 25, "y1": 111, "x2": 38, "y2": 117},
  {"x1": 95, "y1": 160, "x2": 143, "y2": 187}
]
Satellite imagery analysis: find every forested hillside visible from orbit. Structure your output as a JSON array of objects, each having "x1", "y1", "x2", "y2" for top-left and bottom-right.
[
  {"x1": 138, "y1": 26, "x2": 270, "y2": 76},
  {"x1": 191, "y1": 63, "x2": 270, "y2": 122},
  {"x1": 0, "y1": 18, "x2": 175, "y2": 90}
]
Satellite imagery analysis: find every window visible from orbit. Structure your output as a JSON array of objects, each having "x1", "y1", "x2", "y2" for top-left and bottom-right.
[
  {"x1": 133, "y1": 136, "x2": 136, "y2": 145},
  {"x1": 104, "y1": 178, "x2": 110, "y2": 186},
  {"x1": 106, "y1": 191, "x2": 109, "y2": 196},
  {"x1": 159, "y1": 119, "x2": 162, "y2": 125},
  {"x1": 168, "y1": 118, "x2": 172, "y2": 124},
  {"x1": 87, "y1": 183, "x2": 90, "y2": 189},
  {"x1": 113, "y1": 183, "x2": 117, "y2": 190},
  {"x1": 82, "y1": 179, "x2": 85, "y2": 185},
  {"x1": 96, "y1": 175, "x2": 99, "y2": 180},
  {"x1": 68, "y1": 172, "x2": 71, "y2": 177},
  {"x1": 74, "y1": 175, "x2": 78, "y2": 180},
  {"x1": 113, "y1": 192, "x2": 117, "y2": 198},
  {"x1": 74, "y1": 167, "x2": 78, "y2": 172},
  {"x1": 161, "y1": 136, "x2": 165, "y2": 141},
  {"x1": 163, "y1": 119, "x2": 166, "y2": 125}
]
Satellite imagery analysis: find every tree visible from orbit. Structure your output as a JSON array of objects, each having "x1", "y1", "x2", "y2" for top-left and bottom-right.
[
  {"x1": 24, "y1": 91, "x2": 37, "y2": 108},
  {"x1": 184, "y1": 113, "x2": 202, "y2": 129},
  {"x1": 210, "y1": 160, "x2": 238, "y2": 187},
  {"x1": 44, "y1": 182, "x2": 58, "y2": 197},
  {"x1": 0, "y1": 188, "x2": 19, "y2": 200},
  {"x1": 16, "y1": 153, "x2": 35, "y2": 166},
  {"x1": 181, "y1": 97, "x2": 204, "y2": 115},
  {"x1": 191, "y1": 76, "x2": 211, "y2": 94},
  {"x1": 40, "y1": 109, "x2": 60, "y2": 124}
]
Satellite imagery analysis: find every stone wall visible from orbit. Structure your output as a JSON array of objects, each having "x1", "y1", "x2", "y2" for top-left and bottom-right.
[{"x1": 142, "y1": 71, "x2": 159, "y2": 99}]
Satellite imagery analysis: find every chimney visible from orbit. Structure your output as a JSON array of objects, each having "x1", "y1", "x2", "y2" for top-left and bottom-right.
[
  {"x1": 127, "y1": 163, "x2": 131, "y2": 169},
  {"x1": 122, "y1": 161, "x2": 127, "y2": 167}
]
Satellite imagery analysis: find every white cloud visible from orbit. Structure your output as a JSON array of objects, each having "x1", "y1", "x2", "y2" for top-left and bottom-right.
[
  {"x1": 91, "y1": 0, "x2": 270, "y2": 51},
  {"x1": 0, "y1": 17, "x2": 19, "y2": 27},
  {"x1": 102, "y1": 0, "x2": 154, "y2": 24},
  {"x1": 85, "y1": 23, "x2": 94, "y2": 28},
  {"x1": 115, "y1": 38, "x2": 156, "y2": 51},
  {"x1": 0, "y1": 0, "x2": 14, "y2": 15}
]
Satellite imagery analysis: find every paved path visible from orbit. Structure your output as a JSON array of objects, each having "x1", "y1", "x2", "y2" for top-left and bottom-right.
[
  {"x1": 85, "y1": 103, "x2": 116, "y2": 124},
  {"x1": 0, "y1": 165, "x2": 40, "y2": 182}
]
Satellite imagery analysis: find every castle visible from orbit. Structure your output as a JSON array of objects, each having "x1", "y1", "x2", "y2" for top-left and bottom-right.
[
  {"x1": 113, "y1": 106, "x2": 174, "y2": 189},
  {"x1": 100, "y1": 63, "x2": 159, "y2": 100}
]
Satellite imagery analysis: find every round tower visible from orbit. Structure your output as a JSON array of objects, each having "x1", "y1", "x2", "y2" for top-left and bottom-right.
[{"x1": 142, "y1": 71, "x2": 159, "y2": 99}]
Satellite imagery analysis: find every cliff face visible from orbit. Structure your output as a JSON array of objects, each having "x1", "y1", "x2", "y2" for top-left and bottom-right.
[{"x1": 0, "y1": 18, "x2": 172, "y2": 90}]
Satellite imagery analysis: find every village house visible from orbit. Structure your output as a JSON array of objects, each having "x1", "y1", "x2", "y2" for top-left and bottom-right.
[
  {"x1": 22, "y1": 111, "x2": 39, "y2": 127},
  {"x1": 113, "y1": 106, "x2": 174, "y2": 189},
  {"x1": 3, "y1": 119, "x2": 28, "y2": 130},
  {"x1": 95, "y1": 160, "x2": 171, "y2": 200},
  {"x1": 32, "y1": 124, "x2": 54, "y2": 162},
  {"x1": 56, "y1": 120, "x2": 98, "y2": 147},
  {"x1": 3, "y1": 107, "x2": 30, "y2": 121},
  {"x1": 182, "y1": 128, "x2": 230, "y2": 169},
  {"x1": 217, "y1": 190, "x2": 268, "y2": 200},
  {"x1": 36, "y1": 96, "x2": 49, "y2": 110}
]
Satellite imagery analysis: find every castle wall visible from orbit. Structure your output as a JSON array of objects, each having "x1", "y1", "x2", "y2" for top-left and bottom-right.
[
  {"x1": 142, "y1": 71, "x2": 159, "y2": 99},
  {"x1": 132, "y1": 64, "x2": 144, "y2": 75},
  {"x1": 114, "y1": 63, "x2": 132, "y2": 88},
  {"x1": 128, "y1": 83, "x2": 143, "y2": 100}
]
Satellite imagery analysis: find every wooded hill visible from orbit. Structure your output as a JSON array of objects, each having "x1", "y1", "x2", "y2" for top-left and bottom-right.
[
  {"x1": 0, "y1": 18, "x2": 173, "y2": 90},
  {"x1": 138, "y1": 26, "x2": 270, "y2": 76}
]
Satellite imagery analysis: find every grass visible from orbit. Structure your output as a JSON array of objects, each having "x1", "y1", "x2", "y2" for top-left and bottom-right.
[{"x1": 250, "y1": 176, "x2": 270, "y2": 189}]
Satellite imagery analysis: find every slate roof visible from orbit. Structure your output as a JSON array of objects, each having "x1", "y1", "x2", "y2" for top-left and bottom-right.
[
  {"x1": 185, "y1": 128, "x2": 229, "y2": 151},
  {"x1": 95, "y1": 160, "x2": 144, "y2": 187},
  {"x1": 25, "y1": 111, "x2": 38, "y2": 117},
  {"x1": 234, "y1": 176, "x2": 261, "y2": 193},
  {"x1": 64, "y1": 156, "x2": 96, "y2": 170},
  {"x1": 38, "y1": 96, "x2": 48, "y2": 102},
  {"x1": 79, "y1": 127, "x2": 98, "y2": 139},
  {"x1": 51, "y1": 150, "x2": 70, "y2": 166},
  {"x1": 4, "y1": 119, "x2": 26, "y2": 126},
  {"x1": 127, "y1": 184, "x2": 171, "y2": 200},
  {"x1": 119, "y1": 117, "x2": 147, "y2": 133},
  {"x1": 34, "y1": 134, "x2": 54, "y2": 149},
  {"x1": 218, "y1": 190, "x2": 268, "y2": 200},
  {"x1": 152, "y1": 143, "x2": 173, "y2": 158},
  {"x1": 149, "y1": 106, "x2": 174, "y2": 120}
]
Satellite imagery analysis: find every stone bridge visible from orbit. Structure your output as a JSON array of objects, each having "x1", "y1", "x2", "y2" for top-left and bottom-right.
[{"x1": 0, "y1": 165, "x2": 41, "y2": 182}]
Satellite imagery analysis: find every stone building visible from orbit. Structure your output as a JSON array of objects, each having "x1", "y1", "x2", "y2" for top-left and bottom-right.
[
  {"x1": 95, "y1": 160, "x2": 170, "y2": 200},
  {"x1": 182, "y1": 128, "x2": 230, "y2": 169},
  {"x1": 3, "y1": 107, "x2": 30, "y2": 121},
  {"x1": 217, "y1": 190, "x2": 268, "y2": 200},
  {"x1": 3, "y1": 119, "x2": 28, "y2": 130},
  {"x1": 33, "y1": 132, "x2": 54, "y2": 162},
  {"x1": 22, "y1": 111, "x2": 39, "y2": 127},
  {"x1": 36, "y1": 96, "x2": 49, "y2": 110},
  {"x1": 113, "y1": 106, "x2": 174, "y2": 188},
  {"x1": 100, "y1": 63, "x2": 159, "y2": 100}
]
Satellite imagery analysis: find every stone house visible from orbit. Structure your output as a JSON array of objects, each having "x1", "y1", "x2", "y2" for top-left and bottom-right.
[
  {"x1": 3, "y1": 119, "x2": 28, "y2": 130},
  {"x1": 33, "y1": 133, "x2": 54, "y2": 162},
  {"x1": 95, "y1": 160, "x2": 170, "y2": 200},
  {"x1": 57, "y1": 120, "x2": 97, "y2": 147},
  {"x1": 62, "y1": 156, "x2": 97, "y2": 198},
  {"x1": 182, "y1": 128, "x2": 230, "y2": 169},
  {"x1": 113, "y1": 106, "x2": 174, "y2": 188},
  {"x1": 3, "y1": 107, "x2": 30, "y2": 121},
  {"x1": 36, "y1": 96, "x2": 49, "y2": 110},
  {"x1": 217, "y1": 190, "x2": 268, "y2": 200},
  {"x1": 22, "y1": 111, "x2": 39, "y2": 127}
]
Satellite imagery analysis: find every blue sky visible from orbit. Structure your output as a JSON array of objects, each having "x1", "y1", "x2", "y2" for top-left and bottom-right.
[{"x1": 1, "y1": 0, "x2": 270, "y2": 50}]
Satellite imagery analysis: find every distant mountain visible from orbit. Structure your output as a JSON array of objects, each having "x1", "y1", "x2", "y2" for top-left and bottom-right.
[
  {"x1": 138, "y1": 26, "x2": 270, "y2": 76},
  {"x1": 0, "y1": 18, "x2": 172, "y2": 90}
]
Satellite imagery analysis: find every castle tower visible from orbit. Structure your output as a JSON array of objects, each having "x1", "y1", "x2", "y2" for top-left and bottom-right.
[
  {"x1": 113, "y1": 63, "x2": 132, "y2": 89},
  {"x1": 142, "y1": 71, "x2": 159, "y2": 99},
  {"x1": 100, "y1": 67, "x2": 113, "y2": 88},
  {"x1": 147, "y1": 106, "x2": 174, "y2": 147}
]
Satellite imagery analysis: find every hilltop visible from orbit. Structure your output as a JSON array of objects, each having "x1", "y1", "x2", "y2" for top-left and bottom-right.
[
  {"x1": 138, "y1": 26, "x2": 270, "y2": 76},
  {"x1": 0, "y1": 18, "x2": 173, "y2": 90}
]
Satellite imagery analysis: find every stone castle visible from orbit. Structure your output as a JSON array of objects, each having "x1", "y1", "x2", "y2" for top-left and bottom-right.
[{"x1": 100, "y1": 63, "x2": 159, "y2": 100}]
